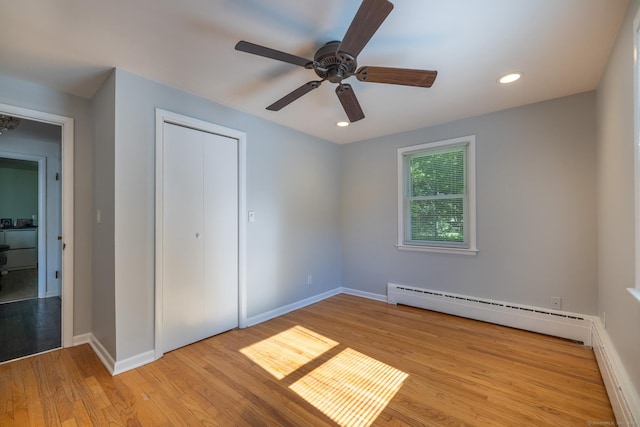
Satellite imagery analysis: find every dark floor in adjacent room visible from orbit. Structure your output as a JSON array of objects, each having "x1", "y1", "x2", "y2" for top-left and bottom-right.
[{"x1": 0, "y1": 297, "x2": 61, "y2": 363}]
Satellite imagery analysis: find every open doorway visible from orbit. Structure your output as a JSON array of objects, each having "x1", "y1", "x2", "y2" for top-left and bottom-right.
[{"x1": 0, "y1": 114, "x2": 66, "y2": 363}]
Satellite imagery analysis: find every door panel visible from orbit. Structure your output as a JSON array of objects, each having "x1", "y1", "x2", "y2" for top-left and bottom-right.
[
  {"x1": 203, "y1": 135, "x2": 238, "y2": 336},
  {"x1": 162, "y1": 123, "x2": 204, "y2": 352}
]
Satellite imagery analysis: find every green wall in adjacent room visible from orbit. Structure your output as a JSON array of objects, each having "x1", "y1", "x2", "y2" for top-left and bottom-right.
[{"x1": 0, "y1": 161, "x2": 38, "y2": 224}]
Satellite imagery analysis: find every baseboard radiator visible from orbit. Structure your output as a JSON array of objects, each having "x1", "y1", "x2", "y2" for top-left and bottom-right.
[
  {"x1": 591, "y1": 319, "x2": 640, "y2": 425},
  {"x1": 387, "y1": 283, "x2": 593, "y2": 346}
]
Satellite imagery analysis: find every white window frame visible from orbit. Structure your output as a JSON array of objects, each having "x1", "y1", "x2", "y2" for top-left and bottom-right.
[
  {"x1": 397, "y1": 135, "x2": 477, "y2": 255},
  {"x1": 631, "y1": 9, "x2": 640, "y2": 302}
]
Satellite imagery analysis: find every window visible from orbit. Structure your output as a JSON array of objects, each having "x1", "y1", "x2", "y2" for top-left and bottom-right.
[{"x1": 397, "y1": 135, "x2": 477, "y2": 255}]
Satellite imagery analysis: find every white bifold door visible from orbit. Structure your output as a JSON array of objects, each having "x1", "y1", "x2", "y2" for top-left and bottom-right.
[{"x1": 161, "y1": 122, "x2": 239, "y2": 353}]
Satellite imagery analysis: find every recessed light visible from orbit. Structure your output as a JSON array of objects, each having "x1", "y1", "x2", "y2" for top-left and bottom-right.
[
  {"x1": 336, "y1": 121, "x2": 349, "y2": 127},
  {"x1": 498, "y1": 72, "x2": 522, "y2": 84}
]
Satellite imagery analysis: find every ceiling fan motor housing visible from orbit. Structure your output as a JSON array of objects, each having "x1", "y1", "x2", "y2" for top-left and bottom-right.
[{"x1": 314, "y1": 41, "x2": 357, "y2": 83}]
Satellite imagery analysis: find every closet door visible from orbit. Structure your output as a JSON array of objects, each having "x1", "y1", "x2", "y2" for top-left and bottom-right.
[{"x1": 161, "y1": 123, "x2": 238, "y2": 353}]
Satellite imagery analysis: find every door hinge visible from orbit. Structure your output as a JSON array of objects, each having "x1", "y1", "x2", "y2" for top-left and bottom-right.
[
  {"x1": 55, "y1": 172, "x2": 60, "y2": 181},
  {"x1": 55, "y1": 270, "x2": 60, "y2": 279}
]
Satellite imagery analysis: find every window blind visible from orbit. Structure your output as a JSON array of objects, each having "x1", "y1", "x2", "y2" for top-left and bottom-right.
[{"x1": 406, "y1": 145, "x2": 467, "y2": 245}]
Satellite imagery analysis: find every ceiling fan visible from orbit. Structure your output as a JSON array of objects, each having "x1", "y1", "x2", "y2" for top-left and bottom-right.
[{"x1": 234, "y1": 0, "x2": 437, "y2": 123}]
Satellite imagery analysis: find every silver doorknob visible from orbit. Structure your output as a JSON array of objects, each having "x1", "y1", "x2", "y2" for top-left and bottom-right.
[{"x1": 195, "y1": 233, "x2": 200, "y2": 239}]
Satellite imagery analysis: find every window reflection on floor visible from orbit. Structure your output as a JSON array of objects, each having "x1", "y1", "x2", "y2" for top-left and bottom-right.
[
  {"x1": 240, "y1": 325, "x2": 338, "y2": 379},
  {"x1": 290, "y1": 348, "x2": 408, "y2": 427},
  {"x1": 240, "y1": 325, "x2": 408, "y2": 427}
]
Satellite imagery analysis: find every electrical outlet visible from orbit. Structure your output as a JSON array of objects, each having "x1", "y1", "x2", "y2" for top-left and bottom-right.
[
  {"x1": 551, "y1": 297, "x2": 562, "y2": 310},
  {"x1": 307, "y1": 274, "x2": 312, "y2": 285}
]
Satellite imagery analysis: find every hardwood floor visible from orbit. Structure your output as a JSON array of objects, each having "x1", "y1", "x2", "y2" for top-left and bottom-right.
[{"x1": 0, "y1": 294, "x2": 614, "y2": 426}]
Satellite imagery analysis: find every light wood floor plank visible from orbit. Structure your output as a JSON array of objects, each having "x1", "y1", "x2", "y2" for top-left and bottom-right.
[
  {"x1": 9, "y1": 362, "x2": 29, "y2": 426},
  {"x1": 0, "y1": 294, "x2": 615, "y2": 426},
  {"x1": 0, "y1": 363, "x2": 13, "y2": 416}
]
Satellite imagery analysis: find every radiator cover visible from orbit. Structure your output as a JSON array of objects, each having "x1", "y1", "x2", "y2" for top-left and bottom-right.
[{"x1": 387, "y1": 283, "x2": 593, "y2": 345}]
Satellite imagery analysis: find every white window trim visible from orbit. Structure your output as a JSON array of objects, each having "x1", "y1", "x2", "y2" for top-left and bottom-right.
[
  {"x1": 397, "y1": 135, "x2": 477, "y2": 255},
  {"x1": 632, "y1": 9, "x2": 640, "y2": 302}
]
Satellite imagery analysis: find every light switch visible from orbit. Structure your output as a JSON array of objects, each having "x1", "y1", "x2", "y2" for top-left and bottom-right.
[{"x1": 248, "y1": 211, "x2": 256, "y2": 223}]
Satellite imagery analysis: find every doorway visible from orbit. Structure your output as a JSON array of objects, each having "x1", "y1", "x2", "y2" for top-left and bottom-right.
[
  {"x1": 0, "y1": 120, "x2": 61, "y2": 362},
  {"x1": 155, "y1": 109, "x2": 247, "y2": 359},
  {"x1": 0, "y1": 103, "x2": 74, "y2": 362}
]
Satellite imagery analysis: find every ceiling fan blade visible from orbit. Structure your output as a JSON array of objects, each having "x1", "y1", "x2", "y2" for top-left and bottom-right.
[
  {"x1": 337, "y1": 0, "x2": 394, "y2": 60},
  {"x1": 235, "y1": 41, "x2": 312, "y2": 68},
  {"x1": 336, "y1": 84, "x2": 365, "y2": 122},
  {"x1": 356, "y1": 66, "x2": 438, "y2": 87},
  {"x1": 266, "y1": 81, "x2": 322, "y2": 111}
]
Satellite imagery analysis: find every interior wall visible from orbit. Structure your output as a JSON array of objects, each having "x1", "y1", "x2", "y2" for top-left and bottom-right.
[
  {"x1": 112, "y1": 69, "x2": 342, "y2": 361},
  {"x1": 0, "y1": 75, "x2": 93, "y2": 335},
  {"x1": 90, "y1": 70, "x2": 117, "y2": 358},
  {"x1": 341, "y1": 92, "x2": 598, "y2": 314},
  {"x1": 596, "y1": 0, "x2": 640, "y2": 395}
]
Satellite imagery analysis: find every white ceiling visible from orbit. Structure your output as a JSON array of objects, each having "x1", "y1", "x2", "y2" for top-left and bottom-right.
[{"x1": 0, "y1": 0, "x2": 629, "y2": 144}]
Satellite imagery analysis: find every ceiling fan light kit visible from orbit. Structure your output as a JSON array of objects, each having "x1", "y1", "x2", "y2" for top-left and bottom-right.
[
  {"x1": 0, "y1": 114, "x2": 21, "y2": 135},
  {"x1": 235, "y1": 0, "x2": 437, "y2": 123}
]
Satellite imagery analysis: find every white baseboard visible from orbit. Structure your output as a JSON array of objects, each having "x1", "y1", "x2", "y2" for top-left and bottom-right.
[
  {"x1": 592, "y1": 318, "x2": 640, "y2": 425},
  {"x1": 85, "y1": 334, "x2": 116, "y2": 375},
  {"x1": 113, "y1": 350, "x2": 155, "y2": 376},
  {"x1": 245, "y1": 288, "x2": 342, "y2": 327},
  {"x1": 341, "y1": 287, "x2": 387, "y2": 302},
  {"x1": 244, "y1": 287, "x2": 387, "y2": 327},
  {"x1": 76, "y1": 333, "x2": 155, "y2": 376},
  {"x1": 72, "y1": 333, "x2": 92, "y2": 346}
]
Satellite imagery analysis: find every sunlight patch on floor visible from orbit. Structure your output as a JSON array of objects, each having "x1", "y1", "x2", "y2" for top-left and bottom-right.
[
  {"x1": 289, "y1": 348, "x2": 408, "y2": 427},
  {"x1": 240, "y1": 325, "x2": 338, "y2": 379}
]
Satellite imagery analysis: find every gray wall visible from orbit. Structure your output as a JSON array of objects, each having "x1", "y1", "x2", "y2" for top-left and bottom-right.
[
  {"x1": 111, "y1": 69, "x2": 342, "y2": 360},
  {"x1": 0, "y1": 75, "x2": 93, "y2": 335},
  {"x1": 596, "y1": 0, "x2": 640, "y2": 394},
  {"x1": 341, "y1": 92, "x2": 598, "y2": 314},
  {"x1": 91, "y1": 71, "x2": 117, "y2": 357}
]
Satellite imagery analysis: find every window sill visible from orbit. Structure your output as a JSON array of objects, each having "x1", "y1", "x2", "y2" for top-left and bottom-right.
[
  {"x1": 627, "y1": 288, "x2": 640, "y2": 303},
  {"x1": 396, "y1": 244, "x2": 478, "y2": 256}
]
